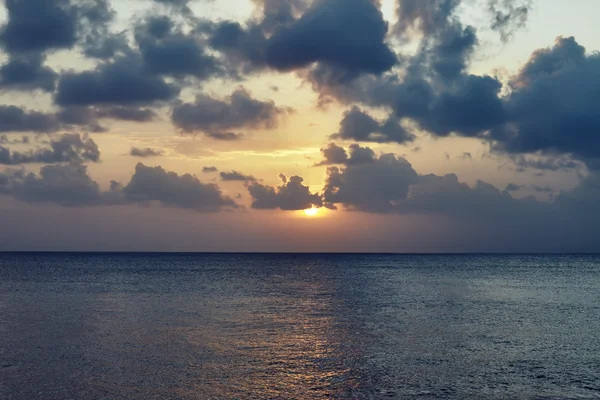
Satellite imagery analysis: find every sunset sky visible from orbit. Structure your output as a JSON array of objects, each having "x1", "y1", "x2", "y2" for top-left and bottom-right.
[{"x1": 0, "y1": 0, "x2": 599, "y2": 252}]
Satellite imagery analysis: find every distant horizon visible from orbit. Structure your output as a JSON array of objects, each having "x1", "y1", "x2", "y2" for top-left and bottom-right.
[{"x1": 2, "y1": 251, "x2": 599, "y2": 256}]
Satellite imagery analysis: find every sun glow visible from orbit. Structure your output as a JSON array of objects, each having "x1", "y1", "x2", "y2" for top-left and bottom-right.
[{"x1": 304, "y1": 207, "x2": 319, "y2": 217}]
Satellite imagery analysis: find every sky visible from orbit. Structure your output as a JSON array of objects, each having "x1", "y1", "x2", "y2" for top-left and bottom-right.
[{"x1": 0, "y1": 0, "x2": 599, "y2": 252}]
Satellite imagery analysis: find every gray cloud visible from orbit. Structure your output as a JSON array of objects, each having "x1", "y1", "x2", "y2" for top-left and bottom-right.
[
  {"x1": 0, "y1": 54, "x2": 57, "y2": 92},
  {"x1": 491, "y1": 37, "x2": 600, "y2": 169},
  {"x1": 0, "y1": 0, "x2": 116, "y2": 57},
  {"x1": 331, "y1": 106, "x2": 415, "y2": 144},
  {"x1": 505, "y1": 183, "x2": 521, "y2": 192},
  {"x1": 323, "y1": 153, "x2": 419, "y2": 212},
  {"x1": 0, "y1": 106, "x2": 61, "y2": 133},
  {"x1": 489, "y1": 0, "x2": 531, "y2": 42},
  {"x1": 171, "y1": 88, "x2": 289, "y2": 139},
  {"x1": 316, "y1": 143, "x2": 376, "y2": 166},
  {"x1": 316, "y1": 143, "x2": 348, "y2": 165},
  {"x1": 4, "y1": 163, "x2": 105, "y2": 207},
  {"x1": 0, "y1": 0, "x2": 78, "y2": 54},
  {"x1": 202, "y1": 166, "x2": 218, "y2": 173},
  {"x1": 122, "y1": 163, "x2": 238, "y2": 212},
  {"x1": 248, "y1": 174, "x2": 322, "y2": 210},
  {"x1": 130, "y1": 147, "x2": 164, "y2": 158},
  {"x1": 265, "y1": 0, "x2": 396, "y2": 77},
  {"x1": 1, "y1": 161, "x2": 238, "y2": 212},
  {"x1": 135, "y1": 16, "x2": 223, "y2": 79},
  {"x1": 55, "y1": 56, "x2": 180, "y2": 107},
  {"x1": 0, "y1": 133, "x2": 100, "y2": 165},
  {"x1": 220, "y1": 171, "x2": 257, "y2": 182}
]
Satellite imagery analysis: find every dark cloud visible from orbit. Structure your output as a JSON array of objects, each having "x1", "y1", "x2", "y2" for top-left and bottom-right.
[
  {"x1": 311, "y1": 2, "x2": 505, "y2": 139},
  {"x1": 316, "y1": 143, "x2": 348, "y2": 165},
  {"x1": 55, "y1": 56, "x2": 180, "y2": 107},
  {"x1": 4, "y1": 163, "x2": 105, "y2": 207},
  {"x1": 491, "y1": 37, "x2": 600, "y2": 169},
  {"x1": 130, "y1": 147, "x2": 164, "y2": 158},
  {"x1": 459, "y1": 152, "x2": 473, "y2": 160},
  {"x1": 0, "y1": 0, "x2": 116, "y2": 56},
  {"x1": 395, "y1": 0, "x2": 530, "y2": 41},
  {"x1": 0, "y1": 133, "x2": 100, "y2": 165},
  {"x1": 203, "y1": 166, "x2": 218, "y2": 173},
  {"x1": 533, "y1": 185, "x2": 553, "y2": 194},
  {"x1": 265, "y1": 0, "x2": 396, "y2": 77},
  {"x1": 323, "y1": 153, "x2": 419, "y2": 212},
  {"x1": 135, "y1": 16, "x2": 223, "y2": 79},
  {"x1": 220, "y1": 171, "x2": 257, "y2": 182},
  {"x1": 171, "y1": 88, "x2": 289, "y2": 138},
  {"x1": 505, "y1": 183, "x2": 521, "y2": 192},
  {"x1": 0, "y1": 161, "x2": 238, "y2": 212},
  {"x1": 55, "y1": 106, "x2": 105, "y2": 132},
  {"x1": 489, "y1": 0, "x2": 531, "y2": 42},
  {"x1": 316, "y1": 143, "x2": 377, "y2": 166},
  {"x1": 393, "y1": 173, "x2": 545, "y2": 221},
  {"x1": 0, "y1": 0, "x2": 78, "y2": 54},
  {"x1": 122, "y1": 163, "x2": 238, "y2": 212},
  {"x1": 248, "y1": 174, "x2": 322, "y2": 210},
  {"x1": 0, "y1": 54, "x2": 57, "y2": 92},
  {"x1": 201, "y1": 20, "x2": 269, "y2": 76},
  {"x1": 0, "y1": 106, "x2": 60, "y2": 133},
  {"x1": 331, "y1": 106, "x2": 415, "y2": 144},
  {"x1": 395, "y1": 0, "x2": 461, "y2": 36}
]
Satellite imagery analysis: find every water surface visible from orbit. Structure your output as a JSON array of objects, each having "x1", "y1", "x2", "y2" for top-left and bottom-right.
[{"x1": 1, "y1": 253, "x2": 599, "y2": 399}]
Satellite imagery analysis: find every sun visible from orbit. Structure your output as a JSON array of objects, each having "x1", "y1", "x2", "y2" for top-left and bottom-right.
[{"x1": 304, "y1": 207, "x2": 319, "y2": 217}]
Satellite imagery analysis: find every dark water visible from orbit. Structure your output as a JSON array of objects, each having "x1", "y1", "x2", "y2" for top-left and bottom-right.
[{"x1": 1, "y1": 254, "x2": 600, "y2": 399}]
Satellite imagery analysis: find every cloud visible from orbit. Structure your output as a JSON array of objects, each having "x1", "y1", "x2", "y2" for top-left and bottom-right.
[
  {"x1": 505, "y1": 183, "x2": 521, "y2": 192},
  {"x1": 202, "y1": 166, "x2": 218, "y2": 173},
  {"x1": 0, "y1": 135, "x2": 29, "y2": 145},
  {"x1": 0, "y1": 0, "x2": 116, "y2": 57},
  {"x1": 0, "y1": 133, "x2": 100, "y2": 165},
  {"x1": 220, "y1": 171, "x2": 257, "y2": 182},
  {"x1": 0, "y1": 106, "x2": 61, "y2": 133},
  {"x1": 248, "y1": 174, "x2": 322, "y2": 210},
  {"x1": 316, "y1": 143, "x2": 376, "y2": 166},
  {"x1": 3, "y1": 163, "x2": 105, "y2": 207},
  {"x1": 490, "y1": 37, "x2": 600, "y2": 169},
  {"x1": 201, "y1": 20, "x2": 269, "y2": 76},
  {"x1": 331, "y1": 106, "x2": 415, "y2": 143},
  {"x1": 134, "y1": 15, "x2": 223, "y2": 79},
  {"x1": 0, "y1": 161, "x2": 239, "y2": 212},
  {"x1": 55, "y1": 56, "x2": 180, "y2": 107},
  {"x1": 0, "y1": 0, "x2": 79, "y2": 54},
  {"x1": 0, "y1": 54, "x2": 57, "y2": 92},
  {"x1": 122, "y1": 163, "x2": 238, "y2": 212},
  {"x1": 171, "y1": 88, "x2": 289, "y2": 139},
  {"x1": 323, "y1": 153, "x2": 419, "y2": 213},
  {"x1": 265, "y1": 0, "x2": 396, "y2": 77},
  {"x1": 510, "y1": 154, "x2": 582, "y2": 172},
  {"x1": 489, "y1": 0, "x2": 531, "y2": 42},
  {"x1": 130, "y1": 147, "x2": 164, "y2": 158},
  {"x1": 316, "y1": 143, "x2": 348, "y2": 165}
]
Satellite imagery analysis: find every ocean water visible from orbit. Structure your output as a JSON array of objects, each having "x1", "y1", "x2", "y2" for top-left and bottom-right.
[{"x1": 1, "y1": 254, "x2": 599, "y2": 400}]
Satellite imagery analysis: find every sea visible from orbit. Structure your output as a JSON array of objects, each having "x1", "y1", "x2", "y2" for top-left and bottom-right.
[{"x1": 1, "y1": 253, "x2": 599, "y2": 399}]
